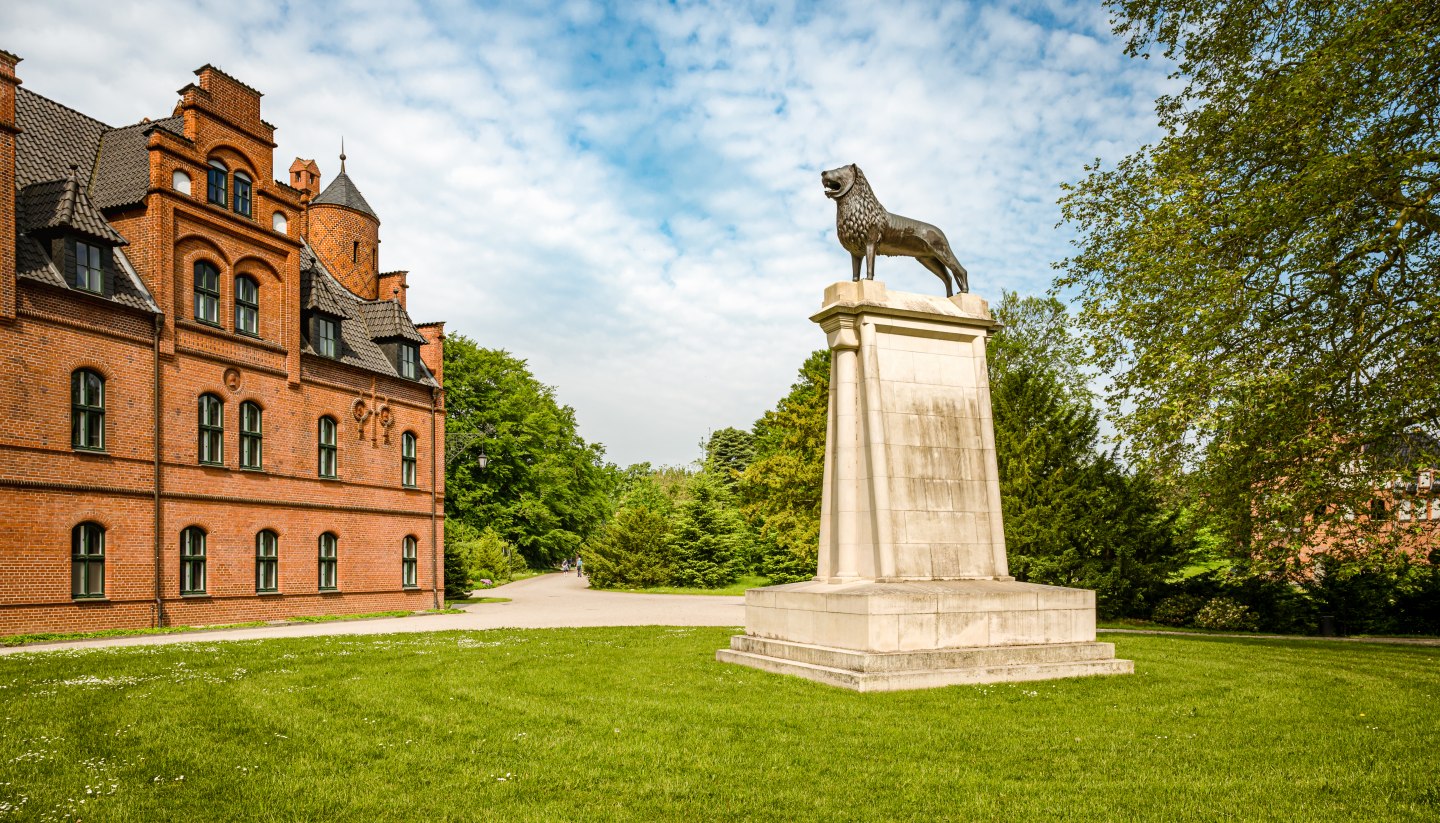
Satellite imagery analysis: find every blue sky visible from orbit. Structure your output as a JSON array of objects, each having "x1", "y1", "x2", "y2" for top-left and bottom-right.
[{"x1": 2, "y1": 0, "x2": 1172, "y2": 466}]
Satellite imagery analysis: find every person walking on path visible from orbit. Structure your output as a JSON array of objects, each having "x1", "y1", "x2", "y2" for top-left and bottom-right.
[{"x1": 576, "y1": 556, "x2": 584, "y2": 577}]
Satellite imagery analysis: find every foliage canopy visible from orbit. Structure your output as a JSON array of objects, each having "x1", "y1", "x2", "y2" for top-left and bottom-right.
[
  {"x1": 991, "y1": 293, "x2": 1190, "y2": 616},
  {"x1": 1057, "y1": 0, "x2": 1440, "y2": 556},
  {"x1": 443, "y1": 335, "x2": 611, "y2": 569},
  {"x1": 738, "y1": 349, "x2": 830, "y2": 583}
]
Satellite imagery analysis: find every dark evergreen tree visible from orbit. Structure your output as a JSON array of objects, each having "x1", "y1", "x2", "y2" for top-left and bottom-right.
[
  {"x1": 991, "y1": 294, "x2": 1191, "y2": 617},
  {"x1": 739, "y1": 350, "x2": 829, "y2": 583},
  {"x1": 703, "y1": 427, "x2": 756, "y2": 489},
  {"x1": 670, "y1": 472, "x2": 747, "y2": 588},
  {"x1": 584, "y1": 500, "x2": 676, "y2": 590}
]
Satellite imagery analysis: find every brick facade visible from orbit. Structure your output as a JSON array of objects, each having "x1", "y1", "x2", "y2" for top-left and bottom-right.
[{"x1": 0, "y1": 57, "x2": 447, "y2": 637}]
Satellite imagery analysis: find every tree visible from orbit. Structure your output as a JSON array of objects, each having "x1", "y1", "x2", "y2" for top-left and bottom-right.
[
  {"x1": 991, "y1": 293, "x2": 1190, "y2": 617},
  {"x1": 703, "y1": 427, "x2": 755, "y2": 489},
  {"x1": 670, "y1": 472, "x2": 748, "y2": 588},
  {"x1": 738, "y1": 350, "x2": 830, "y2": 583},
  {"x1": 988, "y1": 290, "x2": 1094, "y2": 403},
  {"x1": 443, "y1": 520, "x2": 482, "y2": 600},
  {"x1": 444, "y1": 336, "x2": 612, "y2": 569},
  {"x1": 584, "y1": 499, "x2": 676, "y2": 590},
  {"x1": 1057, "y1": 0, "x2": 1440, "y2": 557}
]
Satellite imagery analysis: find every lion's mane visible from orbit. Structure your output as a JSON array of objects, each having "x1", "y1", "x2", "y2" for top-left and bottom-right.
[{"x1": 834, "y1": 166, "x2": 887, "y2": 257}]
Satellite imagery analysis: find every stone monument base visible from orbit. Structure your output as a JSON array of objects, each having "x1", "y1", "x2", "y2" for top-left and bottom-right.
[{"x1": 716, "y1": 579, "x2": 1133, "y2": 692}]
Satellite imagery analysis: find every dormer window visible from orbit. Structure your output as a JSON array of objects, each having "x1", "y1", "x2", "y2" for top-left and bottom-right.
[
  {"x1": 398, "y1": 343, "x2": 418, "y2": 379},
  {"x1": 207, "y1": 160, "x2": 228, "y2": 206},
  {"x1": 233, "y1": 172, "x2": 252, "y2": 217},
  {"x1": 315, "y1": 315, "x2": 339, "y2": 359},
  {"x1": 74, "y1": 241, "x2": 104, "y2": 294}
]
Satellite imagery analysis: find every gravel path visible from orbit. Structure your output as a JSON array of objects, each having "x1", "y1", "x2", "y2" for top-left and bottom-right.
[{"x1": 1, "y1": 573, "x2": 746, "y2": 655}]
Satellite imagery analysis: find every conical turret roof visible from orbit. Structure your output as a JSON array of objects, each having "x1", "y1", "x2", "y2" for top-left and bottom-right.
[
  {"x1": 312, "y1": 169, "x2": 377, "y2": 218},
  {"x1": 311, "y1": 145, "x2": 377, "y2": 218}
]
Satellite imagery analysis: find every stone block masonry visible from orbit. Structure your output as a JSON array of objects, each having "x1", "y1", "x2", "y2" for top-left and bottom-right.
[{"x1": 718, "y1": 281, "x2": 1132, "y2": 690}]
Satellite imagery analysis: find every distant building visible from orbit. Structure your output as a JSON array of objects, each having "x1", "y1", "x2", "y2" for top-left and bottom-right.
[
  {"x1": 0, "y1": 52, "x2": 446, "y2": 636},
  {"x1": 1305, "y1": 433, "x2": 1440, "y2": 563}
]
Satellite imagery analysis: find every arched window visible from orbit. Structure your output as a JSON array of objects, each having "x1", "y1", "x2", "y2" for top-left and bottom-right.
[
  {"x1": 402, "y1": 536, "x2": 418, "y2": 588},
  {"x1": 206, "y1": 159, "x2": 228, "y2": 206},
  {"x1": 172, "y1": 168, "x2": 191, "y2": 194},
  {"x1": 402, "y1": 431, "x2": 418, "y2": 487},
  {"x1": 318, "y1": 416, "x2": 338, "y2": 478},
  {"x1": 272, "y1": 211, "x2": 288, "y2": 233},
  {"x1": 235, "y1": 275, "x2": 259, "y2": 336},
  {"x1": 240, "y1": 401, "x2": 263, "y2": 469},
  {"x1": 256, "y1": 530, "x2": 279, "y2": 593},
  {"x1": 71, "y1": 368, "x2": 105, "y2": 451},
  {"x1": 71, "y1": 522, "x2": 105, "y2": 598},
  {"x1": 318, "y1": 532, "x2": 338, "y2": 590},
  {"x1": 180, "y1": 526, "x2": 207, "y2": 594},
  {"x1": 194, "y1": 261, "x2": 220, "y2": 325},
  {"x1": 233, "y1": 171, "x2": 252, "y2": 216},
  {"x1": 198, "y1": 393, "x2": 224, "y2": 465}
]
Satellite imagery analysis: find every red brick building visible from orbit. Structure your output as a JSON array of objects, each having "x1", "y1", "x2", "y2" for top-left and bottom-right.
[{"x1": 0, "y1": 52, "x2": 446, "y2": 637}]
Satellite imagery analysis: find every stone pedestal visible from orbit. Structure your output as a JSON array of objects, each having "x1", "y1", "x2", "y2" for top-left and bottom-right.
[{"x1": 717, "y1": 281, "x2": 1132, "y2": 691}]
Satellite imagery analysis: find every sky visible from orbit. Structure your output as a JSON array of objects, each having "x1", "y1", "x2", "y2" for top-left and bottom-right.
[{"x1": 1, "y1": 0, "x2": 1173, "y2": 467}]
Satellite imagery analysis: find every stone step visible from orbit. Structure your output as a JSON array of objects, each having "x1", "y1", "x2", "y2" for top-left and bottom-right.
[
  {"x1": 730, "y1": 634, "x2": 1122, "y2": 674},
  {"x1": 717, "y1": 647, "x2": 1135, "y2": 692}
]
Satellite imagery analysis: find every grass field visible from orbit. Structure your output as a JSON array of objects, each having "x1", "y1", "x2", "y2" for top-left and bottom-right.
[
  {"x1": 625, "y1": 575, "x2": 771, "y2": 596},
  {"x1": 1, "y1": 628, "x2": 1436, "y2": 821}
]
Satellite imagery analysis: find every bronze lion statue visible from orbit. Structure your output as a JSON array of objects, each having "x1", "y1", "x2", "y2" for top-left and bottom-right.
[{"x1": 821, "y1": 164, "x2": 969, "y2": 295}]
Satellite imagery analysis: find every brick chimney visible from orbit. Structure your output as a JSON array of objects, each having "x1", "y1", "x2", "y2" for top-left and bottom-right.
[
  {"x1": 0, "y1": 50, "x2": 20, "y2": 322},
  {"x1": 417, "y1": 322, "x2": 444, "y2": 386},
  {"x1": 289, "y1": 158, "x2": 321, "y2": 198},
  {"x1": 378, "y1": 270, "x2": 408, "y2": 308}
]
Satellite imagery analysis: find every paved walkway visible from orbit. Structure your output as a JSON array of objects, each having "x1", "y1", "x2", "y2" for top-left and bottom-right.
[{"x1": 1, "y1": 573, "x2": 745, "y2": 655}]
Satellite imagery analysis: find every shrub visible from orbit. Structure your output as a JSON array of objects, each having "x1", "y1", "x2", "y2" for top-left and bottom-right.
[
  {"x1": 1151, "y1": 594, "x2": 1204, "y2": 626},
  {"x1": 585, "y1": 505, "x2": 676, "y2": 589},
  {"x1": 1192, "y1": 597, "x2": 1259, "y2": 631},
  {"x1": 471, "y1": 528, "x2": 524, "y2": 584}
]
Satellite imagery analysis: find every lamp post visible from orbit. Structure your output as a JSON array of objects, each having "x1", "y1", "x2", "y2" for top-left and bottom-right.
[{"x1": 446, "y1": 425, "x2": 496, "y2": 470}]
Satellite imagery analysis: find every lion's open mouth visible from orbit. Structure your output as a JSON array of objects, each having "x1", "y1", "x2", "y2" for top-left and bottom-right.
[{"x1": 822, "y1": 177, "x2": 847, "y2": 198}]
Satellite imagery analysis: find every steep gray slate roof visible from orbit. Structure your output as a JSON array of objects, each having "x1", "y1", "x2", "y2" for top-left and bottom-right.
[
  {"x1": 299, "y1": 245, "x2": 353, "y2": 319},
  {"x1": 356, "y1": 299, "x2": 426, "y2": 343},
  {"x1": 14, "y1": 87, "x2": 106, "y2": 187},
  {"x1": 311, "y1": 170, "x2": 377, "y2": 218},
  {"x1": 17, "y1": 178, "x2": 128, "y2": 245},
  {"x1": 299, "y1": 243, "x2": 436, "y2": 386},
  {"x1": 12, "y1": 87, "x2": 160, "y2": 314},
  {"x1": 90, "y1": 116, "x2": 185, "y2": 210},
  {"x1": 16, "y1": 87, "x2": 185, "y2": 204}
]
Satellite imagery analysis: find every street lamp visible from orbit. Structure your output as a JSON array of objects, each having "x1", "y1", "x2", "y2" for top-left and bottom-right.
[{"x1": 446, "y1": 425, "x2": 496, "y2": 470}]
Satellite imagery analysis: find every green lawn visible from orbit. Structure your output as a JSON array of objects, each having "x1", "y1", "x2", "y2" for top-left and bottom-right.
[
  {"x1": 0, "y1": 610, "x2": 463, "y2": 648},
  {"x1": 1, "y1": 629, "x2": 1436, "y2": 821},
  {"x1": 623, "y1": 574, "x2": 771, "y2": 596}
]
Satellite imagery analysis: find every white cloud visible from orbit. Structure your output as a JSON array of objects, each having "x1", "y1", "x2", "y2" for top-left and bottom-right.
[{"x1": 1, "y1": 0, "x2": 1173, "y2": 466}]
